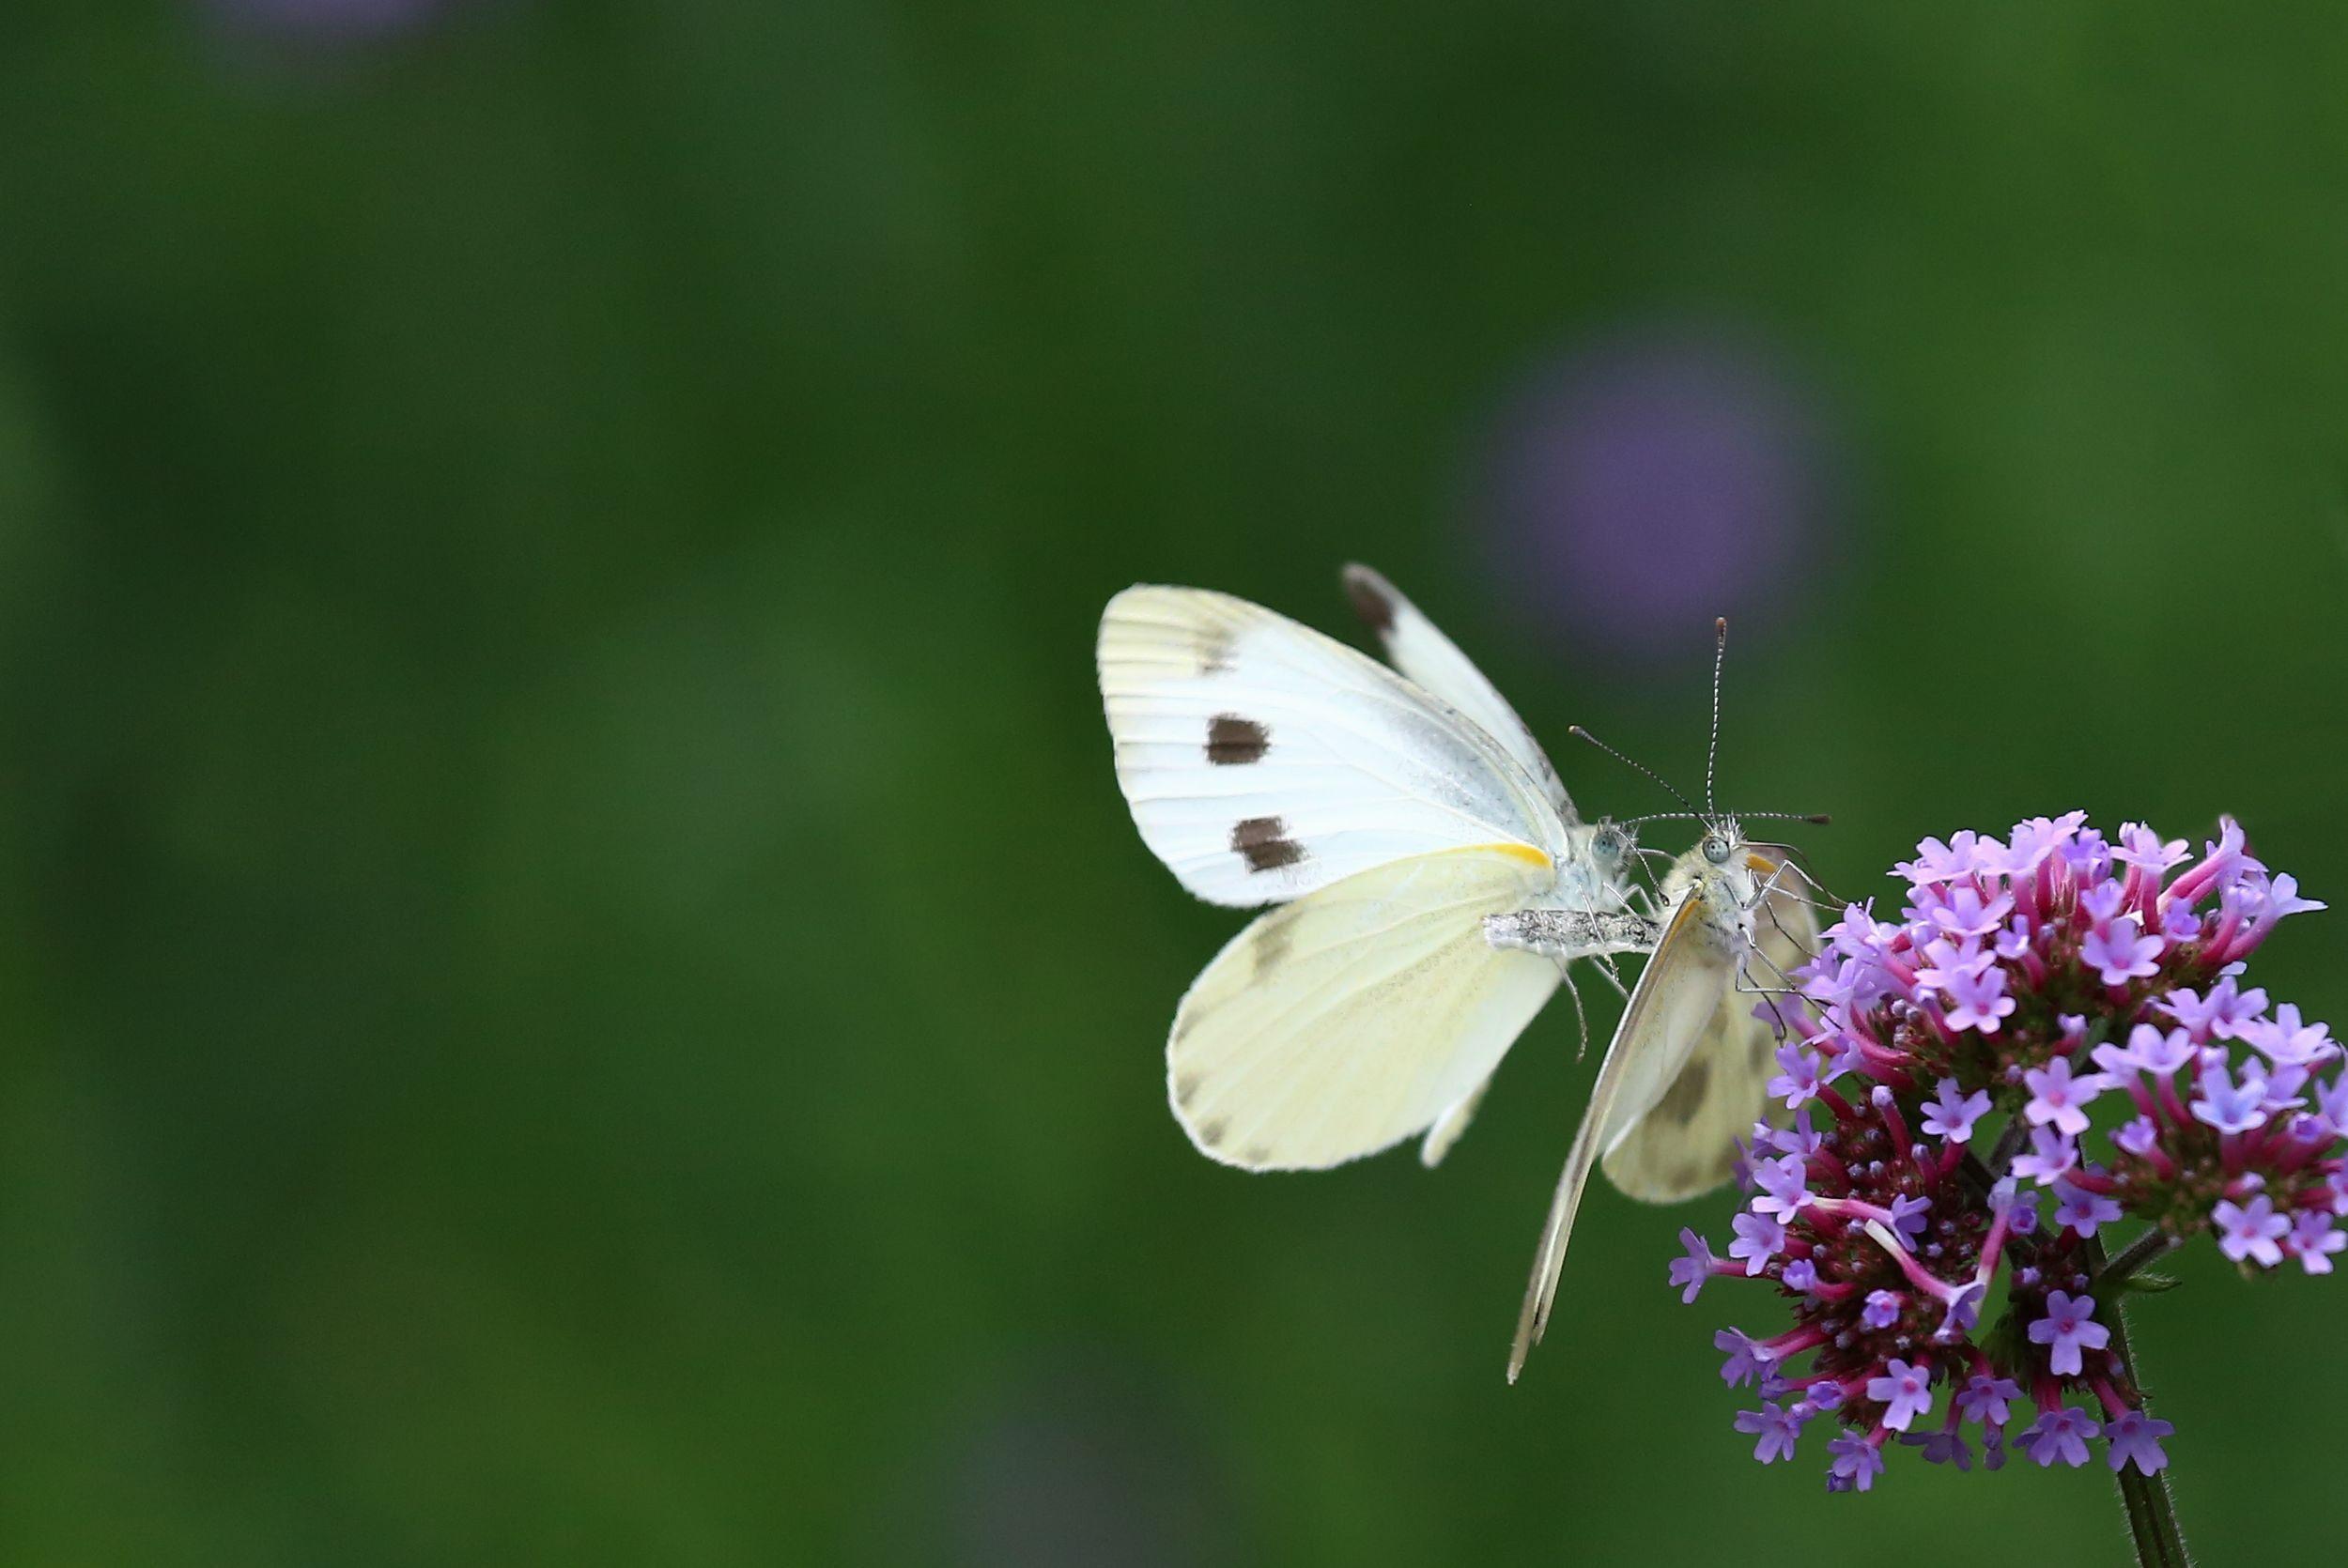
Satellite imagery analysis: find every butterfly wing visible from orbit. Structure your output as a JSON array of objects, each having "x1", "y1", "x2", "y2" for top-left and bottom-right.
[
  {"x1": 1599, "y1": 851, "x2": 1821, "y2": 1203},
  {"x1": 1418, "y1": 1077, "x2": 1494, "y2": 1168},
  {"x1": 1168, "y1": 844, "x2": 1562, "y2": 1171},
  {"x1": 1100, "y1": 586, "x2": 1567, "y2": 906},
  {"x1": 1507, "y1": 883, "x2": 1738, "y2": 1381},
  {"x1": 1339, "y1": 563, "x2": 1572, "y2": 819}
]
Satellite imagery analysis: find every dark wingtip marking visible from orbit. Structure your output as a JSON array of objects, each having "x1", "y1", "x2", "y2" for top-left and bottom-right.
[
  {"x1": 1197, "y1": 1116, "x2": 1229, "y2": 1147},
  {"x1": 1206, "y1": 714, "x2": 1271, "y2": 765},
  {"x1": 1241, "y1": 1144, "x2": 1274, "y2": 1165},
  {"x1": 1342, "y1": 566, "x2": 1397, "y2": 636},
  {"x1": 1174, "y1": 1070, "x2": 1203, "y2": 1105},
  {"x1": 1231, "y1": 815, "x2": 1306, "y2": 873}
]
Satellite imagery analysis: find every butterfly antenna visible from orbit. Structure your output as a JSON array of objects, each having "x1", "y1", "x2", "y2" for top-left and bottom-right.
[
  {"x1": 1567, "y1": 726, "x2": 1694, "y2": 813},
  {"x1": 1706, "y1": 617, "x2": 1727, "y2": 817},
  {"x1": 1736, "y1": 811, "x2": 1833, "y2": 826}
]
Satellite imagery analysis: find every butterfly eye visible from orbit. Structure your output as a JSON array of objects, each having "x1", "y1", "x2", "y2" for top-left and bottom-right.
[
  {"x1": 1593, "y1": 829, "x2": 1623, "y2": 859},
  {"x1": 1702, "y1": 835, "x2": 1731, "y2": 866}
]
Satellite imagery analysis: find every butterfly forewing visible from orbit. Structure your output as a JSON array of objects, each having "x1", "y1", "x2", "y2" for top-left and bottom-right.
[
  {"x1": 1099, "y1": 586, "x2": 1567, "y2": 906},
  {"x1": 1339, "y1": 564, "x2": 1573, "y2": 819},
  {"x1": 1507, "y1": 881, "x2": 1742, "y2": 1381}
]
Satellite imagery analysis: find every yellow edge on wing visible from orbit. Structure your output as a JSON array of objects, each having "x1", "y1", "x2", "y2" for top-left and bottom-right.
[{"x1": 1402, "y1": 841, "x2": 1551, "y2": 870}]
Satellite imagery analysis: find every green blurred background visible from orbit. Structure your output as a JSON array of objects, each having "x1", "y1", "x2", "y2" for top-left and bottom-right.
[{"x1": 3, "y1": 3, "x2": 2345, "y2": 1563}]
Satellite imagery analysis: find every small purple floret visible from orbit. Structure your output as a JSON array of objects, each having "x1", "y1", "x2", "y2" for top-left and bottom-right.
[
  {"x1": 1826, "y1": 1433, "x2": 1885, "y2": 1492},
  {"x1": 2026, "y1": 1291, "x2": 2110, "y2": 1376},
  {"x1": 1954, "y1": 1374, "x2": 2020, "y2": 1428},
  {"x1": 1716, "y1": 1328, "x2": 1773, "y2": 1388},
  {"x1": 2214, "y1": 1195, "x2": 2291, "y2": 1267},
  {"x1": 1920, "y1": 1078, "x2": 1990, "y2": 1143},
  {"x1": 2019, "y1": 1407, "x2": 2099, "y2": 1468},
  {"x1": 2102, "y1": 1409, "x2": 2174, "y2": 1475},
  {"x1": 2023, "y1": 1058, "x2": 2104, "y2": 1138},
  {"x1": 1669, "y1": 1227, "x2": 1718, "y2": 1303},
  {"x1": 1864, "y1": 1359, "x2": 1934, "y2": 1432},
  {"x1": 1730, "y1": 1211, "x2": 1786, "y2": 1276},
  {"x1": 1734, "y1": 1402, "x2": 1805, "y2": 1465}
]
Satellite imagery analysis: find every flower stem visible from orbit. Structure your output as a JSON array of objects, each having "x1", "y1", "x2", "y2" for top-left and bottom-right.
[
  {"x1": 2081, "y1": 1234, "x2": 2191, "y2": 1567},
  {"x1": 1985, "y1": 1115, "x2": 2030, "y2": 1180},
  {"x1": 2095, "y1": 1228, "x2": 2181, "y2": 1292}
]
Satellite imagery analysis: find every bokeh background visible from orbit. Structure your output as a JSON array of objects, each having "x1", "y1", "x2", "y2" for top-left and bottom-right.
[{"x1": 3, "y1": 3, "x2": 2344, "y2": 1563}]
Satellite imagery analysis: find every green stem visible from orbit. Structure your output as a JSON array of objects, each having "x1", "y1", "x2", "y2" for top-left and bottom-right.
[
  {"x1": 2082, "y1": 1233, "x2": 2191, "y2": 1567},
  {"x1": 2095, "y1": 1228, "x2": 2180, "y2": 1293}
]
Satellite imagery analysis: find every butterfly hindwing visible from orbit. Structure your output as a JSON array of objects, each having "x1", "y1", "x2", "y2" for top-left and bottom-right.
[
  {"x1": 1600, "y1": 853, "x2": 1820, "y2": 1202},
  {"x1": 1168, "y1": 845, "x2": 1562, "y2": 1171},
  {"x1": 1419, "y1": 1075, "x2": 1494, "y2": 1168}
]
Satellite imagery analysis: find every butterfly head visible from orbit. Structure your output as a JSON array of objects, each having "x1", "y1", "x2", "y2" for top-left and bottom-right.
[
  {"x1": 1675, "y1": 817, "x2": 1763, "y2": 925},
  {"x1": 1566, "y1": 613, "x2": 1825, "y2": 919},
  {"x1": 1553, "y1": 817, "x2": 1643, "y2": 912},
  {"x1": 1590, "y1": 819, "x2": 1638, "y2": 870}
]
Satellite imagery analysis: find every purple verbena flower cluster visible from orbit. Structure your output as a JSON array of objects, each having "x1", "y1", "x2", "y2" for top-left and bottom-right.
[{"x1": 1676, "y1": 812, "x2": 2330, "y2": 1490}]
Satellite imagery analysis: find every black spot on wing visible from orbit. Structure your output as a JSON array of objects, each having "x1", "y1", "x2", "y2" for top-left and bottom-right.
[
  {"x1": 1342, "y1": 565, "x2": 1398, "y2": 637},
  {"x1": 1173, "y1": 1070, "x2": 1203, "y2": 1106},
  {"x1": 1231, "y1": 816, "x2": 1306, "y2": 873},
  {"x1": 1206, "y1": 714, "x2": 1270, "y2": 765},
  {"x1": 1655, "y1": 1056, "x2": 1713, "y2": 1127},
  {"x1": 1197, "y1": 1116, "x2": 1229, "y2": 1147}
]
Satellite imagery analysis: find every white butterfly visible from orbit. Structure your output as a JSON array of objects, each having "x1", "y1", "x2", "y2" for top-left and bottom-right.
[
  {"x1": 1098, "y1": 566, "x2": 1648, "y2": 1172},
  {"x1": 1096, "y1": 569, "x2": 1819, "y2": 1372}
]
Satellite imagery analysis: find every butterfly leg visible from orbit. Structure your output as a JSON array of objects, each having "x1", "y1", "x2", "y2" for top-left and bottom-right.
[
  {"x1": 1744, "y1": 935, "x2": 1812, "y2": 993},
  {"x1": 1745, "y1": 847, "x2": 1849, "y2": 911},
  {"x1": 1559, "y1": 968, "x2": 1592, "y2": 1059},
  {"x1": 1735, "y1": 966, "x2": 1799, "y2": 1038},
  {"x1": 1745, "y1": 858, "x2": 1824, "y2": 965},
  {"x1": 1591, "y1": 952, "x2": 1630, "y2": 1000}
]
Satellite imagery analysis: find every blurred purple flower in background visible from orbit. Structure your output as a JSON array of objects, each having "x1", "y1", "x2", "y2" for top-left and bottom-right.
[
  {"x1": 202, "y1": 0, "x2": 458, "y2": 48},
  {"x1": 1481, "y1": 327, "x2": 1836, "y2": 668}
]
